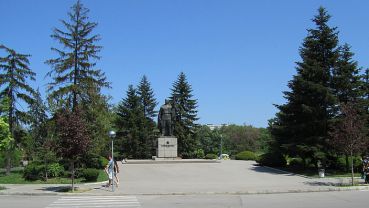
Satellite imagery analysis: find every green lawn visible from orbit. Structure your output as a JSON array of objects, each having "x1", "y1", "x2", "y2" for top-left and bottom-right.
[{"x1": 0, "y1": 169, "x2": 108, "y2": 184}]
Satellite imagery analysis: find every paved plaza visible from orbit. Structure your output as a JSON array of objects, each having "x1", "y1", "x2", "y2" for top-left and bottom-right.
[
  {"x1": 90, "y1": 160, "x2": 367, "y2": 195},
  {"x1": 1, "y1": 160, "x2": 368, "y2": 196}
]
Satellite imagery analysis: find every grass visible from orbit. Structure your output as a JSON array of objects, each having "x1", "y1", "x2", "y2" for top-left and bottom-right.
[{"x1": 0, "y1": 169, "x2": 108, "y2": 184}]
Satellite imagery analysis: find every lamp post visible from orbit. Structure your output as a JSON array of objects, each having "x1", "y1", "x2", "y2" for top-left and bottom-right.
[{"x1": 109, "y1": 130, "x2": 116, "y2": 192}]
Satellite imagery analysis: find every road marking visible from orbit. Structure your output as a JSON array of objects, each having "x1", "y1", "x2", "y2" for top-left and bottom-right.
[{"x1": 46, "y1": 196, "x2": 140, "y2": 208}]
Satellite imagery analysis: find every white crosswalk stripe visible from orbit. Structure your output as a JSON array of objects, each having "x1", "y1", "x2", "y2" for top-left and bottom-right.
[{"x1": 46, "y1": 196, "x2": 141, "y2": 208}]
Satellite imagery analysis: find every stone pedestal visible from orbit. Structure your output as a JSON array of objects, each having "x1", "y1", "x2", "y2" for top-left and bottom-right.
[{"x1": 157, "y1": 137, "x2": 177, "y2": 158}]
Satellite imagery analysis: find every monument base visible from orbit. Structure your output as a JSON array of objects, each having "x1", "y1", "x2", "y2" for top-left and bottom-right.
[{"x1": 157, "y1": 137, "x2": 177, "y2": 158}]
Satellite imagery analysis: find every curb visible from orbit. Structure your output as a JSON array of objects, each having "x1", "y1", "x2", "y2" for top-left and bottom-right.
[{"x1": 1, "y1": 186, "x2": 369, "y2": 196}]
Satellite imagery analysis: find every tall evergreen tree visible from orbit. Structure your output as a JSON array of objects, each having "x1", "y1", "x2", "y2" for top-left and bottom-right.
[
  {"x1": 170, "y1": 72, "x2": 199, "y2": 158},
  {"x1": 137, "y1": 75, "x2": 158, "y2": 156},
  {"x1": 115, "y1": 85, "x2": 150, "y2": 158},
  {"x1": 0, "y1": 45, "x2": 36, "y2": 175},
  {"x1": 45, "y1": 0, "x2": 109, "y2": 111},
  {"x1": 82, "y1": 92, "x2": 113, "y2": 156},
  {"x1": 29, "y1": 89, "x2": 48, "y2": 149},
  {"x1": 332, "y1": 43, "x2": 362, "y2": 105},
  {"x1": 271, "y1": 7, "x2": 339, "y2": 167},
  {"x1": 137, "y1": 75, "x2": 158, "y2": 119}
]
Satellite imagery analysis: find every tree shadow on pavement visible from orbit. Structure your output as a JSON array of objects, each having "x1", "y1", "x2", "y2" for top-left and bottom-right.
[
  {"x1": 250, "y1": 165, "x2": 295, "y2": 176},
  {"x1": 37, "y1": 186, "x2": 71, "y2": 192}
]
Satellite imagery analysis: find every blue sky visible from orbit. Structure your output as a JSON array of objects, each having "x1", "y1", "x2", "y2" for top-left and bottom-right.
[{"x1": 1, "y1": 0, "x2": 369, "y2": 127}]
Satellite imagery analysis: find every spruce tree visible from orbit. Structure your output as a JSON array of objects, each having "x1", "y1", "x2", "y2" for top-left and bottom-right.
[
  {"x1": 115, "y1": 85, "x2": 150, "y2": 158},
  {"x1": 137, "y1": 75, "x2": 157, "y2": 156},
  {"x1": 332, "y1": 44, "x2": 362, "y2": 105},
  {"x1": 45, "y1": 0, "x2": 109, "y2": 111},
  {"x1": 170, "y1": 72, "x2": 199, "y2": 158},
  {"x1": 137, "y1": 75, "x2": 158, "y2": 119},
  {"x1": 0, "y1": 45, "x2": 36, "y2": 175},
  {"x1": 29, "y1": 89, "x2": 48, "y2": 149},
  {"x1": 271, "y1": 7, "x2": 339, "y2": 167}
]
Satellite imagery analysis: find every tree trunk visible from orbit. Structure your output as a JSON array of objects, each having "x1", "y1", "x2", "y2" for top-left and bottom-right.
[
  {"x1": 44, "y1": 159, "x2": 48, "y2": 181},
  {"x1": 5, "y1": 151, "x2": 11, "y2": 176},
  {"x1": 350, "y1": 151, "x2": 354, "y2": 186},
  {"x1": 71, "y1": 161, "x2": 75, "y2": 192},
  {"x1": 345, "y1": 154, "x2": 349, "y2": 173}
]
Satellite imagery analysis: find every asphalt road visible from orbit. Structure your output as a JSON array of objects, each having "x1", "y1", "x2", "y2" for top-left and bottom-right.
[{"x1": 1, "y1": 191, "x2": 369, "y2": 208}]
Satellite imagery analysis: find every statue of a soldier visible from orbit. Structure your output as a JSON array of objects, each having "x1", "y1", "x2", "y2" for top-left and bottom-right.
[{"x1": 158, "y1": 99, "x2": 175, "y2": 136}]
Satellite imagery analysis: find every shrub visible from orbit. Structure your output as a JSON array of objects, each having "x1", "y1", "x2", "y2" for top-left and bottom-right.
[
  {"x1": 47, "y1": 163, "x2": 64, "y2": 177},
  {"x1": 82, "y1": 168, "x2": 100, "y2": 182},
  {"x1": 23, "y1": 162, "x2": 44, "y2": 181},
  {"x1": 0, "y1": 149, "x2": 23, "y2": 167},
  {"x1": 235, "y1": 151, "x2": 257, "y2": 161},
  {"x1": 196, "y1": 149, "x2": 205, "y2": 159},
  {"x1": 288, "y1": 157, "x2": 304, "y2": 169},
  {"x1": 98, "y1": 156, "x2": 109, "y2": 169},
  {"x1": 334, "y1": 156, "x2": 362, "y2": 172},
  {"x1": 256, "y1": 152, "x2": 286, "y2": 167},
  {"x1": 205, "y1": 153, "x2": 217, "y2": 160}
]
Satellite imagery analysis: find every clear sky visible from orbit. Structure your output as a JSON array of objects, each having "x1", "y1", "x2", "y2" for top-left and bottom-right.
[{"x1": 1, "y1": 0, "x2": 369, "y2": 127}]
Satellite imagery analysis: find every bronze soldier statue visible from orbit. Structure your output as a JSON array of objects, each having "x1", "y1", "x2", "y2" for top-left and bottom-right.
[{"x1": 158, "y1": 99, "x2": 175, "y2": 136}]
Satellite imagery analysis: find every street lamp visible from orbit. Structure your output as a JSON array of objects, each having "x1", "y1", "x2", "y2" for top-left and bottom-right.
[{"x1": 108, "y1": 130, "x2": 116, "y2": 192}]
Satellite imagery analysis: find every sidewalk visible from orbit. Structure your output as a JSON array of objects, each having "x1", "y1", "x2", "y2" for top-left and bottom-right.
[{"x1": 1, "y1": 160, "x2": 369, "y2": 196}]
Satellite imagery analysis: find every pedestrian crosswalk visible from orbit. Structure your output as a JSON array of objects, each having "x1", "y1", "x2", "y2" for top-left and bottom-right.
[{"x1": 46, "y1": 195, "x2": 141, "y2": 208}]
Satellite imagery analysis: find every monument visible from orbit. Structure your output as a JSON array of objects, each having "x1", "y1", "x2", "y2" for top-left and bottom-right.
[{"x1": 156, "y1": 99, "x2": 177, "y2": 159}]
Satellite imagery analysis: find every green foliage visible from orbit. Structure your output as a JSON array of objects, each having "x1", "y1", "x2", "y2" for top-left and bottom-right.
[
  {"x1": 170, "y1": 72, "x2": 199, "y2": 158},
  {"x1": 288, "y1": 157, "x2": 305, "y2": 169},
  {"x1": 82, "y1": 168, "x2": 100, "y2": 182},
  {"x1": 205, "y1": 153, "x2": 217, "y2": 160},
  {"x1": 137, "y1": 75, "x2": 158, "y2": 119},
  {"x1": 256, "y1": 152, "x2": 286, "y2": 167},
  {"x1": 23, "y1": 162, "x2": 44, "y2": 181},
  {"x1": 45, "y1": 0, "x2": 109, "y2": 110},
  {"x1": 221, "y1": 125, "x2": 261, "y2": 154},
  {"x1": 82, "y1": 93, "x2": 113, "y2": 157},
  {"x1": 235, "y1": 151, "x2": 257, "y2": 161},
  {"x1": 195, "y1": 126, "x2": 220, "y2": 155},
  {"x1": 23, "y1": 162, "x2": 64, "y2": 181},
  {"x1": 115, "y1": 85, "x2": 151, "y2": 159},
  {"x1": 195, "y1": 149, "x2": 205, "y2": 159},
  {"x1": 47, "y1": 163, "x2": 64, "y2": 177},
  {"x1": 333, "y1": 156, "x2": 362, "y2": 172},
  {"x1": 0, "y1": 45, "x2": 36, "y2": 128},
  {"x1": 0, "y1": 117, "x2": 13, "y2": 151},
  {"x1": 82, "y1": 154, "x2": 109, "y2": 169},
  {"x1": 0, "y1": 148, "x2": 22, "y2": 167},
  {"x1": 271, "y1": 7, "x2": 342, "y2": 165}
]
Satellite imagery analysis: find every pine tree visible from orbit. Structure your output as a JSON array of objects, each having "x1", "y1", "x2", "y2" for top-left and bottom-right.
[
  {"x1": 0, "y1": 45, "x2": 36, "y2": 175},
  {"x1": 137, "y1": 75, "x2": 158, "y2": 156},
  {"x1": 332, "y1": 44, "x2": 362, "y2": 105},
  {"x1": 115, "y1": 85, "x2": 149, "y2": 158},
  {"x1": 29, "y1": 89, "x2": 48, "y2": 149},
  {"x1": 170, "y1": 72, "x2": 199, "y2": 158},
  {"x1": 45, "y1": 0, "x2": 109, "y2": 111},
  {"x1": 137, "y1": 75, "x2": 158, "y2": 119},
  {"x1": 82, "y1": 92, "x2": 113, "y2": 156},
  {"x1": 271, "y1": 7, "x2": 339, "y2": 167}
]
